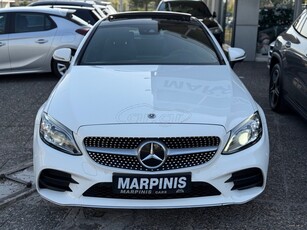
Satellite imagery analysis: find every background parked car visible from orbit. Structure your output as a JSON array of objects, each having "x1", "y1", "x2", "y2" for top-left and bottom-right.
[
  {"x1": 156, "y1": 0, "x2": 223, "y2": 44},
  {"x1": 29, "y1": 0, "x2": 117, "y2": 25},
  {"x1": 269, "y1": 9, "x2": 307, "y2": 120},
  {"x1": 0, "y1": 7, "x2": 90, "y2": 77}
]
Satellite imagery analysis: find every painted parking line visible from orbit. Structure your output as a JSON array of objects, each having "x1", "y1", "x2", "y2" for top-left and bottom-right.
[{"x1": 0, "y1": 161, "x2": 35, "y2": 207}]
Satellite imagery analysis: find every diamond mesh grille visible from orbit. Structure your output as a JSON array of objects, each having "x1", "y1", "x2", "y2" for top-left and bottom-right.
[
  {"x1": 85, "y1": 136, "x2": 220, "y2": 171},
  {"x1": 88, "y1": 150, "x2": 216, "y2": 171}
]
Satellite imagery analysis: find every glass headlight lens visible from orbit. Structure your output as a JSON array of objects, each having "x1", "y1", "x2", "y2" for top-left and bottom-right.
[
  {"x1": 39, "y1": 113, "x2": 81, "y2": 155},
  {"x1": 223, "y1": 112, "x2": 262, "y2": 154}
]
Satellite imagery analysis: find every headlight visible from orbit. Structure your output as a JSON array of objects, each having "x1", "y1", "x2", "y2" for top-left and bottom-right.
[
  {"x1": 39, "y1": 113, "x2": 81, "y2": 155},
  {"x1": 223, "y1": 112, "x2": 262, "y2": 154}
]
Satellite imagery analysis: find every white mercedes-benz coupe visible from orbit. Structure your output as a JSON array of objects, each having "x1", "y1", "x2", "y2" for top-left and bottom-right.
[{"x1": 33, "y1": 12, "x2": 270, "y2": 209}]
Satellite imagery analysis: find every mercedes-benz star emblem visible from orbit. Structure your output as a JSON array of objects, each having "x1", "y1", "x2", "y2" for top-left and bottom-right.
[
  {"x1": 137, "y1": 141, "x2": 166, "y2": 169},
  {"x1": 147, "y1": 113, "x2": 156, "y2": 119}
]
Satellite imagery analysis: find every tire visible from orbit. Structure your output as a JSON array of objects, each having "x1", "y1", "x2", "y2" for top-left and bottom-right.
[
  {"x1": 51, "y1": 59, "x2": 69, "y2": 78},
  {"x1": 269, "y1": 63, "x2": 287, "y2": 112}
]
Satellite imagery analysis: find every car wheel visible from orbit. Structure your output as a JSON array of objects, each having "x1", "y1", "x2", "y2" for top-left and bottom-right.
[
  {"x1": 269, "y1": 63, "x2": 287, "y2": 112},
  {"x1": 52, "y1": 59, "x2": 69, "y2": 78}
]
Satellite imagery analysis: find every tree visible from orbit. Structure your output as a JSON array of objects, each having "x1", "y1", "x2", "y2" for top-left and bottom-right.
[
  {"x1": 19, "y1": 1, "x2": 29, "y2": 6},
  {"x1": 129, "y1": 0, "x2": 157, "y2": 11}
]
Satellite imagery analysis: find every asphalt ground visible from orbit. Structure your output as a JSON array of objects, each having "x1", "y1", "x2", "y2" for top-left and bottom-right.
[{"x1": 0, "y1": 62, "x2": 306, "y2": 229}]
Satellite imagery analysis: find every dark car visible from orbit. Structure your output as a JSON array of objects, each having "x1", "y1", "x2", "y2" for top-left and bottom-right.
[
  {"x1": 29, "y1": 0, "x2": 116, "y2": 25},
  {"x1": 269, "y1": 9, "x2": 307, "y2": 120},
  {"x1": 156, "y1": 0, "x2": 223, "y2": 44}
]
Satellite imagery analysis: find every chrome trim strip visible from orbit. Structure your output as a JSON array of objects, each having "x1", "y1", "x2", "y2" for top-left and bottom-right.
[
  {"x1": 86, "y1": 147, "x2": 137, "y2": 156},
  {"x1": 168, "y1": 146, "x2": 218, "y2": 155},
  {"x1": 86, "y1": 146, "x2": 218, "y2": 156}
]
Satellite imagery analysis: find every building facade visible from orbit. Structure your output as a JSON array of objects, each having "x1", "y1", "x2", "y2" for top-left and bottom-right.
[
  {"x1": 206, "y1": 0, "x2": 307, "y2": 61},
  {"x1": 0, "y1": 0, "x2": 15, "y2": 8}
]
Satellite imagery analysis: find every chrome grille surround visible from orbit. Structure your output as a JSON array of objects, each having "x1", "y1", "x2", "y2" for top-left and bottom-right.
[
  {"x1": 84, "y1": 137, "x2": 220, "y2": 171},
  {"x1": 84, "y1": 136, "x2": 220, "y2": 149}
]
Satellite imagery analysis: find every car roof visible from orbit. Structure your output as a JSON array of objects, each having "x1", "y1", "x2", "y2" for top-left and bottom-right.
[
  {"x1": 0, "y1": 6, "x2": 73, "y2": 17},
  {"x1": 29, "y1": 0, "x2": 112, "y2": 7},
  {"x1": 160, "y1": 0, "x2": 204, "y2": 2},
  {"x1": 106, "y1": 11, "x2": 193, "y2": 22}
]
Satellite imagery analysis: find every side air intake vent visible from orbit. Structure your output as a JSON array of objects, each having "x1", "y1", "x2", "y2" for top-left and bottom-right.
[
  {"x1": 39, "y1": 169, "x2": 78, "y2": 192},
  {"x1": 225, "y1": 168, "x2": 264, "y2": 190}
]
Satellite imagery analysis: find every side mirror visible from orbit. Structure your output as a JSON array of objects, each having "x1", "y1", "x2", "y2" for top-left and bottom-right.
[
  {"x1": 53, "y1": 48, "x2": 72, "y2": 62},
  {"x1": 228, "y1": 47, "x2": 246, "y2": 67},
  {"x1": 228, "y1": 47, "x2": 246, "y2": 62},
  {"x1": 212, "y1": 12, "x2": 217, "y2": 18}
]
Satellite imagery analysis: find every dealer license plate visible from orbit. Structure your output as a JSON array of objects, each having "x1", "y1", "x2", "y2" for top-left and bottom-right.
[{"x1": 113, "y1": 173, "x2": 191, "y2": 195}]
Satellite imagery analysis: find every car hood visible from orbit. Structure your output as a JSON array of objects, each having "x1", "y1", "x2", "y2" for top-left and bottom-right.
[{"x1": 46, "y1": 65, "x2": 257, "y2": 132}]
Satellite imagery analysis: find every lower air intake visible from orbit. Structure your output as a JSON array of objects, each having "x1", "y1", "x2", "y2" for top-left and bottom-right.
[
  {"x1": 226, "y1": 168, "x2": 264, "y2": 190},
  {"x1": 83, "y1": 182, "x2": 221, "y2": 199},
  {"x1": 39, "y1": 169, "x2": 78, "y2": 192}
]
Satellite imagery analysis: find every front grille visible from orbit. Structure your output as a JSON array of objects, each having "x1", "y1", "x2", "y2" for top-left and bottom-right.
[
  {"x1": 84, "y1": 136, "x2": 220, "y2": 149},
  {"x1": 85, "y1": 136, "x2": 220, "y2": 171},
  {"x1": 83, "y1": 182, "x2": 221, "y2": 199}
]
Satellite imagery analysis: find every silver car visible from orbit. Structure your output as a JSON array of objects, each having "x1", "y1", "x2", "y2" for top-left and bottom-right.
[
  {"x1": 29, "y1": 0, "x2": 117, "y2": 25},
  {"x1": 0, "y1": 7, "x2": 90, "y2": 77}
]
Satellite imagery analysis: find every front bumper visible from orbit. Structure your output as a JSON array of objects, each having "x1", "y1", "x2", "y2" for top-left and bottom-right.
[{"x1": 33, "y1": 114, "x2": 269, "y2": 209}]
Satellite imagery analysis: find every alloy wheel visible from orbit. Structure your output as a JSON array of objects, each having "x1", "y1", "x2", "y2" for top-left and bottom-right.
[
  {"x1": 269, "y1": 66, "x2": 281, "y2": 109},
  {"x1": 56, "y1": 62, "x2": 68, "y2": 77}
]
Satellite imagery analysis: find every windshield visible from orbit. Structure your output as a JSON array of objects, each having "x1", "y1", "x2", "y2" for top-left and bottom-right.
[
  {"x1": 79, "y1": 19, "x2": 221, "y2": 65},
  {"x1": 163, "y1": 1, "x2": 212, "y2": 18}
]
